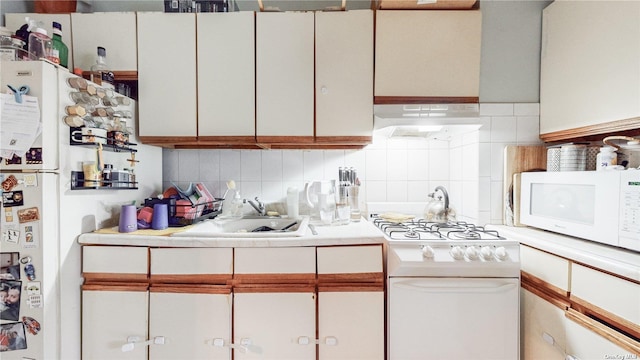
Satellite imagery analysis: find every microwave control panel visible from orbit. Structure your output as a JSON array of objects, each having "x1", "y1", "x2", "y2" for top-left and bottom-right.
[{"x1": 619, "y1": 171, "x2": 640, "y2": 252}]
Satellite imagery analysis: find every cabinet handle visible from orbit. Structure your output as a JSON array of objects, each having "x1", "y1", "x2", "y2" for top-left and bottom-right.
[
  {"x1": 121, "y1": 336, "x2": 165, "y2": 352},
  {"x1": 211, "y1": 337, "x2": 263, "y2": 354},
  {"x1": 296, "y1": 336, "x2": 338, "y2": 346}
]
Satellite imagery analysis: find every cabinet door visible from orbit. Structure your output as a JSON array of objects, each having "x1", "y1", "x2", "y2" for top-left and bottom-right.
[
  {"x1": 256, "y1": 12, "x2": 314, "y2": 143},
  {"x1": 150, "y1": 247, "x2": 233, "y2": 284},
  {"x1": 197, "y1": 12, "x2": 255, "y2": 141},
  {"x1": 318, "y1": 291, "x2": 384, "y2": 360},
  {"x1": 82, "y1": 287, "x2": 149, "y2": 360},
  {"x1": 540, "y1": 2, "x2": 640, "y2": 135},
  {"x1": 520, "y1": 245, "x2": 570, "y2": 296},
  {"x1": 149, "y1": 288, "x2": 232, "y2": 360},
  {"x1": 71, "y1": 13, "x2": 137, "y2": 71},
  {"x1": 375, "y1": 10, "x2": 481, "y2": 99},
  {"x1": 565, "y1": 313, "x2": 631, "y2": 360},
  {"x1": 315, "y1": 10, "x2": 373, "y2": 142},
  {"x1": 234, "y1": 291, "x2": 316, "y2": 359},
  {"x1": 521, "y1": 289, "x2": 566, "y2": 360},
  {"x1": 137, "y1": 13, "x2": 197, "y2": 139},
  {"x1": 570, "y1": 263, "x2": 640, "y2": 327}
]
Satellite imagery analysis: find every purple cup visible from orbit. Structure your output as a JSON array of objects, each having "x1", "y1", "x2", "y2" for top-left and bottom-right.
[
  {"x1": 119, "y1": 205, "x2": 138, "y2": 233},
  {"x1": 151, "y1": 203, "x2": 169, "y2": 230}
]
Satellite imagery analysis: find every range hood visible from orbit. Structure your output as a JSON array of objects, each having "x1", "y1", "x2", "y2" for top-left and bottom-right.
[{"x1": 373, "y1": 103, "x2": 482, "y2": 139}]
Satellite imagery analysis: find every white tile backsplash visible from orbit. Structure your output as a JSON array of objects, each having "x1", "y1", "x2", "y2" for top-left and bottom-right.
[{"x1": 161, "y1": 103, "x2": 541, "y2": 225}]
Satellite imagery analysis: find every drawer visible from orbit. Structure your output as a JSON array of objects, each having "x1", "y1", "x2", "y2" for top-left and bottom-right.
[
  {"x1": 234, "y1": 247, "x2": 315, "y2": 274},
  {"x1": 317, "y1": 245, "x2": 382, "y2": 274},
  {"x1": 150, "y1": 248, "x2": 233, "y2": 284},
  {"x1": 520, "y1": 245, "x2": 570, "y2": 294},
  {"x1": 82, "y1": 246, "x2": 148, "y2": 282},
  {"x1": 571, "y1": 263, "x2": 640, "y2": 326}
]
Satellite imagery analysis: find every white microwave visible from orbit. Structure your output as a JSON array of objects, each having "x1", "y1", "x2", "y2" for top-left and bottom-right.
[{"x1": 520, "y1": 170, "x2": 640, "y2": 252}]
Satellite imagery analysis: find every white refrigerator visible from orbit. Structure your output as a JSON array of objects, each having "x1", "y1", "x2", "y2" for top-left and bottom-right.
[{"x1": 0, "y1": 60, "x2": 163, "y2": 359}]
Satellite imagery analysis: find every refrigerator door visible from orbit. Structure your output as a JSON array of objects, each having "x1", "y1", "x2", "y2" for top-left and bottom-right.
[
  {"x1": 1, "y1": 61, "x2": 60, "y2": 171},
  {"x1": 0, "y1": 172, "x2": 60, "y2": 358}
]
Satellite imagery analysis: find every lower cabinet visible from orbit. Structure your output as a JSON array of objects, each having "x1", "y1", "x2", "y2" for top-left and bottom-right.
[
  {"x1": 148, "y1": 287, "x2": 232, "y2": 360},
  {"x1": 318, "y1": 290, "x2": 385, "y2": 360},
  {"x1": 82, "y1": 286, "x2": 149, "y2": 360},
  {"x1": 234, "y1": 290, "x2": 316, "y2": 359},
  {"x1": 520, "y1": 244, "x2": 640, "y2": 359},
  {"x1": 81, "y1": 245, "x2": 384, "y2": 360}
]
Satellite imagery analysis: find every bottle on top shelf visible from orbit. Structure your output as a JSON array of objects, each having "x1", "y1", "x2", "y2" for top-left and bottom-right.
[
  {"x1": 90, "y1": 46, "x2": 114, "y2": 90},
  {"x1": 27, "y1": 25, "x2": 53, "y2": 61},
  {"x1": 51, "y1": 21, "x2": 68, "y2": 68}
]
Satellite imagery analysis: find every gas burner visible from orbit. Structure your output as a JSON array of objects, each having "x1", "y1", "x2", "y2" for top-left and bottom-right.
[{"x1": 449, "y1": 229, "x2": 481, "y2": 240}]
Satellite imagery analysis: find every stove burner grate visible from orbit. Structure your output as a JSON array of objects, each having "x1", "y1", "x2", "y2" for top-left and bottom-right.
[{"x1": 373, "y1": 216, "x2": 504, "y2": 241}]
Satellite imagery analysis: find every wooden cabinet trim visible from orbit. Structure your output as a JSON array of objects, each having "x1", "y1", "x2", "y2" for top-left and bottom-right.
[
  {"x1": 521, "y1": 271, "x2": 570, "y2": 310},
  {"x1": 374, "y1": 96, "x2": 479, "y2": 105},
  {"x1": 83, "y1": 273, "x2": 148, "y2": 284},
  {"x1": 150, "y1": 284, "x2": 231, "y2": 295},
  {"x1": 255, "y1": 136, "x2": 315, "y2": 144},
  {"x1": 233, "y1": 273, "x2": 316, "y2": 285},
  {"x1": 570, "y1": 294, "x2": 640, "y2": 340},
  {"x1": 540, "y1": 117, "x2": 640, "y2": 143},
  {"x1": 318, "y1": 284, "x2": 384, "y2": 292},
  {"x1": 82, "y1": 283, "x2": 148, "y2": 292},
  {"x1": 317, "y1": 272, "x2": 384, "y2": 284},
  {"x1": 139, "y1": 136, "x2": 198, "y2": 145},
  {"x1": 565, "y1": 308, "x2": 640, "y2": 356},
  {"x1": 150, "y1": 274, "x2": 232, "y2": 285},
  {"x1": 233, "y1": 284, "x2": 316, "y2": 293}
]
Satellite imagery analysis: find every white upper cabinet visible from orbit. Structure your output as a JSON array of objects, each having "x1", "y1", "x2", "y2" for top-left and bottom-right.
[
  {"x1": 315, "y1": 10, "x2": 373, "y2": 141},
  {"x1": 137, "y1": 12, "x2": 197, "y2": 139},
  {"x1": 71, "y1": 12, "x2": 138, "y2": 71},
  {"x1": 256, "y1": 12, "x2": 315, "y2": 142},
  {"x1": 540, "y1": 1, "x2": 640, "y2": 136},
  {"x1": 197, "y1": 12, "x2": 255, "y2": 139},
  {"x1": 375, "y1": 10, "x2": 482, "y2": 100}
]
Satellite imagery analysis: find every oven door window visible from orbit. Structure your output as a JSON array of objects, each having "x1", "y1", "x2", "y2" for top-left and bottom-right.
[{"x1": 389, "y1": 277, "x2": 519, "y2": 360}]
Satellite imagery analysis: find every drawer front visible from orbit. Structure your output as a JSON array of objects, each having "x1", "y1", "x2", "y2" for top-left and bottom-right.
[
  {"x1": 571, "y1": 263, "x2": 640, "y2": 324},
  {"x1": 234, "y1": 247, "x2": 315, "y2": 274},
  {"x1": 520, "y1": 245, "x2": 570, "y2": 292},
  {"x1": 150, "y1": 248, "x2": 233, "y2": 275},
  {"x1": 317, "y1": 245, "x2": 382, "y2": 274},
  {"x1": 82, "y1": 246, "x2": 148, "y2": 275}
]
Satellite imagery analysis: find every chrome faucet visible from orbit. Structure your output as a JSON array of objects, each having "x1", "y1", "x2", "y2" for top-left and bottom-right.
[{"x1": 244, "y1": 197, "x2": 266, "y2": 216}]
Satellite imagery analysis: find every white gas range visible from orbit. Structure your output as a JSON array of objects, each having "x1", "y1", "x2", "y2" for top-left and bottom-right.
[{"x1": 367, "y1": 202, "x2": 521, "y2": 360}]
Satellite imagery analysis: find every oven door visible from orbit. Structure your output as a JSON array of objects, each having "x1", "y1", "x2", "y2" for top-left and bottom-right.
[{"x1": 389, "y1": 277, "x2": 519, "y2": 360}]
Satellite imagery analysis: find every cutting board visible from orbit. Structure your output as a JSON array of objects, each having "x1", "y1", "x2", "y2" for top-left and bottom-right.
[{"x1": 503, "y1": 145, "x2": 547, "y2": 226}]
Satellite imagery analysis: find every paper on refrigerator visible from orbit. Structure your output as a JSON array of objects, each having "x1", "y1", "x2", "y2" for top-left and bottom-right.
[{"x1": 0, "y1": 93, "x2": 42, "y2": 159}]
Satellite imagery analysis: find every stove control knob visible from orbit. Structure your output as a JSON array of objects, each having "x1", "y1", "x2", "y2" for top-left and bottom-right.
[
  {"x1": 480, "y1": 246, "x2": 494, "y2": 260},
  {"x1": 422, "y1": 245, "x2": 435, "y2": 259},
  {"x1": 495, "y1": 246, "x2": 509, "y2": 261},
  {"x1": 465, "y1": 246, "x2": 479, "y2": 260},
  {"x1": 450, "y1": 246, "x2": 465, "y2": 260}
]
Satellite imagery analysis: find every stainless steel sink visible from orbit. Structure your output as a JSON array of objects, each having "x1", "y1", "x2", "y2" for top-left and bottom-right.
[{"x1": 171, "y1": 216, "x2": 309, "y2": 238}]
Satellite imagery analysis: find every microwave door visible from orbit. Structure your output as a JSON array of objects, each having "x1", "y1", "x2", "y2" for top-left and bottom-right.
[{"x1": 520, "y1": 171, "x2": 620, "y2": 247}]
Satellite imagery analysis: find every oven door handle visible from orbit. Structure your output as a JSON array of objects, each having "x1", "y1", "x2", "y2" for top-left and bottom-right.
[{"x1": 392, "y1": 280, "x2": 518, "y2": 294}]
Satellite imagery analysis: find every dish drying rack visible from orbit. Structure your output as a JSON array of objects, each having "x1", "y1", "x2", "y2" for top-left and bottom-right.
[{"x1": 143, "y1": 197, "x2": 223, "y2": 227}]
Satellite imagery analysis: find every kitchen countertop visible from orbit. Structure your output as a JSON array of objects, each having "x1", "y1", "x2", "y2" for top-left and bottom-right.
[
  {"x1": 488, "y1": 224, "x2": 640, "y2": 283},
  {"x1": 77, "y1": 217, "x2": 386, "y2": 248}
]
